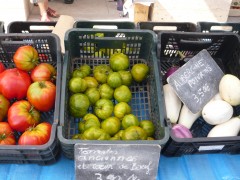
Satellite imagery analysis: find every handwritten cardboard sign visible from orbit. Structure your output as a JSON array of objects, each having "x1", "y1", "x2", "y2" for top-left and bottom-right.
[
  {"x1": 167, "y1": 49, "x2": 224, "y2": 114},
  {"x1": 74, "y1": 144, "x2": 161, "y2": 180}
]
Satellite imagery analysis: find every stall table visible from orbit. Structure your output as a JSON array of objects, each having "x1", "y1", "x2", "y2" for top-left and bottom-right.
[{"x1": 0, "y1": 153, "x2": 240, "y2": 179}]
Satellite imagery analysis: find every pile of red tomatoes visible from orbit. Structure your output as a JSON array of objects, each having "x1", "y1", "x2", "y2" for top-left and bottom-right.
[{"x1": 0, "y1": 45, "x2": 56, "y2": 145}]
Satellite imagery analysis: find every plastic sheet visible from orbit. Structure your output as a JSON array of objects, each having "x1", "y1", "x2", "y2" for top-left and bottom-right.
[{"x1": 1, "y1": 153, "x2": 240, "y2": 180}]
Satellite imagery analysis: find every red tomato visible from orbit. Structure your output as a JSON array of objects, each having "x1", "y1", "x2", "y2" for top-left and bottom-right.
[
  {"x1": 0, "y1": 94, "x2": 10, "y2": 122},
  {"x1": 27, "y1": 81, "x2": 56, "y2": 112},
  {"x1": 0, "y1": 122, "x2": 16, "y2": 145},
  {"x1": 31, "y1": 63, "x2": 56, "y2": 82},
  {"x1": 8, "y1": 100, "x2": 40, "y2": 132},
  {"x1": 0, "y1": 68, "x2": 31, "y2": 100},
  {"x1": 13, "y1": 45, "x2": 39, "y2": 71},
  {"x1": 18, "y1": 122, "x2": 51, "y2": 145},
  {"x1": 0, "y1": 62, "x2": 5, "y2": 73}
]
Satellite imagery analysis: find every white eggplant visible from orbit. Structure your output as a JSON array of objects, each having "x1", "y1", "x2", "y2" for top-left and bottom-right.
[
  {"x1": 219, "y1": 74, "x2": 240, "y2": 106},
  {"x1": 163, "y1": 84, "x2": 182, "y2": 124},
  {"x1": 207, "y1": 116, "x2": 240, "y2": 137},
  {"x1": 209, "y1": 93, "x2": 222, "y2": 102},
  {"x1": 178, "y1": 104, "x2": 201, "y2": 129},
  {"x1": 202, "y1": 99, "x2": 233, "y2": 125}
]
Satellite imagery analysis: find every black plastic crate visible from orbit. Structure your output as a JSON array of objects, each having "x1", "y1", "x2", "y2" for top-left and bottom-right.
[
  {"x1": 58, "y1": 29, "x2": 169, "y2": 159},
  {"x1": 0, "y1": 21, "x2": 4, "y2": 33},
  {"x1": 137, "y1": 22, "x2": 197, "y2": 34},
  {"x1": 197, "y1": 22, "x2": 240, "y2": 35},
  {"x1": 7, "y1": 21, "x2": 57, "y2": 33},
  {"x1": 73, "y1": 20, "x2": 135, "y2": 29},
  {"x1": 0, "y1": 33, "x2": 62, "y2": 164},
  {"x1": 158, "y1": 32, "x2": 240, "y2": 156}
]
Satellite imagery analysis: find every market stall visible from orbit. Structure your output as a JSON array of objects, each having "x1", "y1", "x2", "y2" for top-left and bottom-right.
[{"x1": 1, "y1": 17, "x2": 240, "y2": 179}]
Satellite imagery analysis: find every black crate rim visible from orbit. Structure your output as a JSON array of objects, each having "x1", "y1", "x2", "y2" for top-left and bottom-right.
[
  {"x1": 0, "y1": 33, "x2": 62, "y2": 164},
  {"x1": 73, "y1": 20, "x2": 136, "y2": 29}
]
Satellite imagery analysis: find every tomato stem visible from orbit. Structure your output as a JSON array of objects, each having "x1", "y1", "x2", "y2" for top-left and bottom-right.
[
  {"x1": 0, "y1": 133, "x2": 8, "y2": 140},
  {"x1": 29, "y1": 105, "x2": 34, "y2": 113},
  {"x1": 39, "y1": 81, "x2": 46, "y2": 88},
  {"x1": 27, "y1": 125, "x2": 36, "y2": 132}
]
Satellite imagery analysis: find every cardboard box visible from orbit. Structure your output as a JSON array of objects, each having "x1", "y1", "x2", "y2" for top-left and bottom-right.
[
  {"x1": 229, "y1": 0, "x2": 240, "y2": 16},
  {"x1": 149, "y1": 0, "x2": 232, "y2": 23},
  {"x1": 134, "y1": 3, "x2": 150, "y2": 23},
  {"x1": 123, "y1": 0, "x2": 153, "y2": 23}
]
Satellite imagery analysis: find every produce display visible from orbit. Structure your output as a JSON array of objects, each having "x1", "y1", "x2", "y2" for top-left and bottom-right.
[
  {"x1": 0, "y1": 45, "x2": 56, "y2": 145},
  {"x1": 164, "y1": 59, "x2": 240, "y2": 138},
  {"x1": 69, "y1": 52, "x2": 155, "y2": 140}
]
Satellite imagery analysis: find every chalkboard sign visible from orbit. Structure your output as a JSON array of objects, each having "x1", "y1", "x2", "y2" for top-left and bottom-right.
[
  {"x1": 74, "y1": 144, "x2": 161, "y2": 180},
  {"x1": 167, "y1": 49, "x2": 224, "y2": 114}
]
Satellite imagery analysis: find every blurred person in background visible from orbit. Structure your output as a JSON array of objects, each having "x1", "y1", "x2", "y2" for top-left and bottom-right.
[{"x1": 30, "y1": 0, "x2": 60, "y2": 21}]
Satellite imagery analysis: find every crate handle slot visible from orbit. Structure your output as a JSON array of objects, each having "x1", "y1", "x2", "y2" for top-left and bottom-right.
[
  {"x1": 1, "y1": 40, "x2": 34, "y2": 45},
  {"x1": 153, "y1": 26, "x2": 177, "y2": 31},
  {"x1": 29, "y1": 25, "x2": 55, "y2": 32},
  {"x1": 209, "y1": 25, "x2": 233, "y2": 32},
  {"x1": 92, "y1": 25, "x2": 118, "y2": 29},
  {"x1": 179, "y1": 39, "x2": 212, "y2": 45}
]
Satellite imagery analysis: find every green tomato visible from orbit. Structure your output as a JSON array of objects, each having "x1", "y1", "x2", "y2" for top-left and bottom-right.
[
  {"x1": 114, "y1": 85, "x2": 132, "y2": 103},
  {"x1": 69, "y1": 93, "x2": 90, "y2": 118},
  {"x1": 139, "y1": 120, "x2": 155, "y2": 137},
  {"x1": 107, "y1": 72, "x2": 122, "y2": 89},
  {"x1": 101, "y1": 116, "x2": 121, "y2": 136},
  {"x1": 83, "y1": 76, "x2": 99, "y2": 88},
  {"x1": 72, "y1": 134, "x2": 84, "y2": 139},
  {"x1": 111, "y1": 130, "x2": 124, "y2": 140},
  {"x1": 122, "y1": 114, "x2": 139, "y2": 129},
  {"x1": 82, "y1": 126, "x2": 111, "y2": 140},
  {"x1": 114, "y1": 102, "x2": 131, "y2": 119},
  {"x1": 94, "y1": 99, "x2": 114, "y2": 120},
  {"x1": 69, "y1": 77, "x2": 87, "y2": 93},
  {"x1": 98, "y1": 83, "x2": 114, "y2": 100},
  {"x1": 85, "y1": 87, "x2": 100, "y2": 105},
  {"x1": 83, "y1": 113, "x2": 99, "y2": 122},
  {"x1": 79, "y1": 64, "x2": 91, "y2": 76},
  {"x1": 131, "y1": 63, "x2": 149, "y2": 83},
  {"x1": 118, "y1": 70, "x2": 133, "y2": 86},
  {"x1": 109, "y1": 52, "x2": 129, "y2": 71},
  {"x1": 122, "y1": 126, "x2": 147, "y2": 140},
  {"x1": 78, "y1": 118, "x2": 101, "y2": 133},
  {"x1": 93, "y1": 65, "x2": 112, "y2": 84},
  {"x1": 72, "y1": 64, "x2": 91, "y2": 78}
]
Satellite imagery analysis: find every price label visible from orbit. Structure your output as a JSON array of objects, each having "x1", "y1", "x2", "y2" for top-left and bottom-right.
[
  {"x1": 74, "y1": 144, "x2": 161, "y2": 180},
  {"x1": 167, "y1": 49, "x2": 224, "y2": 113}
]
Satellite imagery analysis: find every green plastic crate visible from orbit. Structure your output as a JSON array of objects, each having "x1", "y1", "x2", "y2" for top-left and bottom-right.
[{"x1": 58, "y1": 29, "x2": 169, "y2": 159}]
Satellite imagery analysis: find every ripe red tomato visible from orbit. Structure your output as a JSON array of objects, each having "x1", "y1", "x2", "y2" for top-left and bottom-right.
[
  {"x1": 31, "y1": 63, "x2": 56, "y2": 82},
  {"x1": 27, "y1": 81, "x2": 56, "y2": 112},
  {"x1": 0, "y1": 62, "x2": 5, "y2": 74},
  {"x1": 0, "y1": 122, "x2": 16, "y2": 145},
  {"x1": 18, "y1": 122, "x2": 51, "y2": 145},
  {"x1": 13, "y1": 45, "x2": 39, "y2": 71},
  {"x1": 0, "y1": 94, "x2": 10, "y2": 122},
  {"x1": 8, "y1": 100, "x2": 40, "y2": 132},
  {"x1": 0, "y1": 68, "x2": 31, "y2": 100}
]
